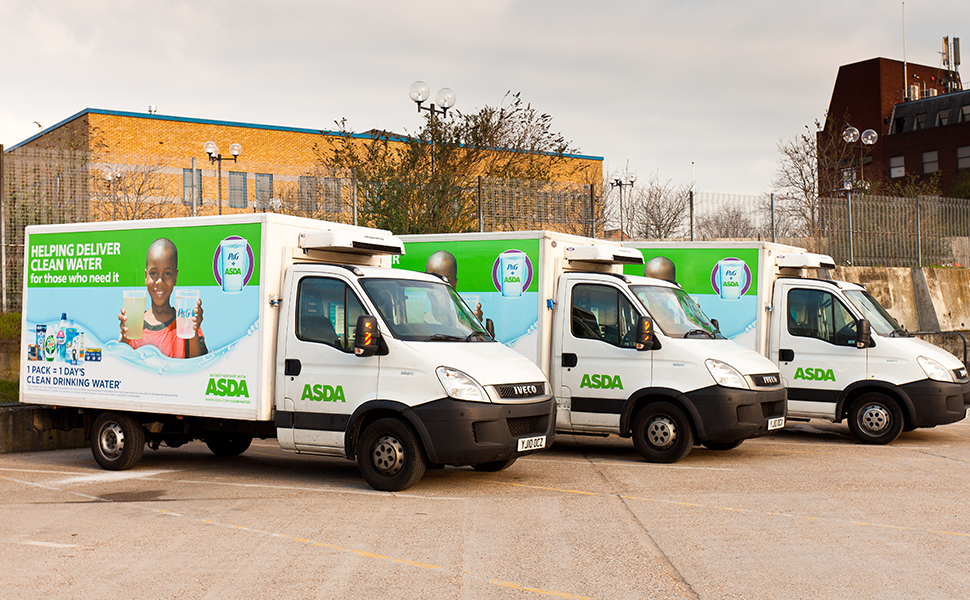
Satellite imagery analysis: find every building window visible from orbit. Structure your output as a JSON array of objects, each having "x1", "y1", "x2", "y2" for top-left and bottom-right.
[
  {"x1": 889, "y1": 156, "x2": 905, "y2": 178},
  {"x1": 892, "y1": 116, "x2": 906, "y2": 134},
  {"x1": 962, "y1": 106, "x2": 970, "y2": 123},
  {"x1": 255, "y1": 173, "x2": 273, "y2": 207},
  {"x1": 229, "y1": 172, "x2": 247, "y2": 208},
  {"x1": 936, "y1": 109, "x2": 950, "y2": 126},
  {"x1": 182, "y1": 168, "x2": 202, "y2": 206},
  {"x1": 923, "y1": 151, "x2": 939, "y2": 174},
  {"x1": 915, "y1": 113, "x2": 927, "y2": 130},
  {"x1": 958, "y1": 146, "x2": 970, "y2": 170},
  {"x1": 299, "y1": 176, "x2": 318, "y2": 212}
]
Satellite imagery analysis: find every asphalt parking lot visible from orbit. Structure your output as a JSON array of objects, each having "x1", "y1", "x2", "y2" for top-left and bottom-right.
[{"x1": 3, "y1": 417, "x2": 970, "y2": 600}]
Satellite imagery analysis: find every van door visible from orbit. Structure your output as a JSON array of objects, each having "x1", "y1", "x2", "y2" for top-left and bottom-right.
[
  {"x1": 558, "y1": 279, "x2": 647, "y2": 431},
  {"x1": 772, "y1": 280, "x2": 866, "y2": 419},
  {"x1": 283, "y1": 272, "x2": 378, "y2": 453}
]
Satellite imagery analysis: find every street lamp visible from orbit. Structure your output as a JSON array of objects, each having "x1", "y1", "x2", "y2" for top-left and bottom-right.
[
  {"x1": 408, "y1": 81, "x2": 456, "y2": 174},
  {"x1": 102, "y1": 167, "x2": 123, "y2": 220},
  {"x1": 841, "y1": 126, "x2": 878, "y2": 189},
  {"x1": 610, "y1": 177, "x2": 635, "y2": 241},
  {"x1": 204, "y1": 141, "x2": 242, "y2": 215}
]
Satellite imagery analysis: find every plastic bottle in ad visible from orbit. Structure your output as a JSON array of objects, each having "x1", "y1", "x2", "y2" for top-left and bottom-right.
[{"x1": 56, "y1": 313, "x2": 68, "y2": 361}]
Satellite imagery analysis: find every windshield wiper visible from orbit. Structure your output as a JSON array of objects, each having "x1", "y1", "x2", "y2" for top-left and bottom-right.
[
  {"x1": 425, "y1": 333, "x2": 465, "y2": 342},
  {"x1": 684, "y1": 329, "x2": 715, "y2": 339},
  {"x1": 464, "y1": 331, "x2": 490, "y2": 341}
]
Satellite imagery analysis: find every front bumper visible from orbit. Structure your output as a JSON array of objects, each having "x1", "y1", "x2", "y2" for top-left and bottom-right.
[
  {"x1": 410, "y1": 397, "x2": 556, "y2": 466},
  {"x1": 685, "y1": 385, "x2": 787, "y2": 443},
  {"x1": 899, "y1": 379, "x2": 970, "y2": 428}
]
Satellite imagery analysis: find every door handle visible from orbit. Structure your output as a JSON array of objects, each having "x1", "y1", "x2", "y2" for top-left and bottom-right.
[
  {"x1": 285, "y1": 358, "x2": 302, "y2": 376},
  {"x1": 562, "y1": 353, "x2": 578, "y2": 368},
  {"x1": 779, "y1": 349, "x2": 794, "y2": 362}
]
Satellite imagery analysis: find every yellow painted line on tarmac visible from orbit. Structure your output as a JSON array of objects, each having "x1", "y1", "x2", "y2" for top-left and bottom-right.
[
  {"x1": 488, "y1": 480, "x2": 970, "y2": 540},
  {"x1": 2, "y1": 475, "x2": 591, "y2": 599}
]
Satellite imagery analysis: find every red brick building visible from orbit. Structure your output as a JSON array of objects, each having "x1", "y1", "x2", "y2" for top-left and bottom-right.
[{"x1": 823, "y1": 57, "x2": 969, "y2": 196}]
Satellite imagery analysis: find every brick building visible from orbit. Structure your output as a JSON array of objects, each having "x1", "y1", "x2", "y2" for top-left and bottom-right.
[
  {"x1": 823, "y1": 57, "x2": 969, "y2": 196},
  {"x1": 3, "y1": 107, "x2": 603, "y2": 222}
]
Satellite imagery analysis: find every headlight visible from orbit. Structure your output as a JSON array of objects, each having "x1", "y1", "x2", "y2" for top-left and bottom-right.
[
  {"x1": 436, "y1": 366, "x2": 489, "y2": 402},
  {"x1": 705, "y1": 359, "x2": 750, "y2": 389},
  {"x1": 917, "y1": 355, "x2": 954, "y2": 383}
]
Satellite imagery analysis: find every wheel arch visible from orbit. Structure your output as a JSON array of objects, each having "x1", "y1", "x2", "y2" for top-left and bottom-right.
[
  {"x1": 345, "y1": 400, "x2": 437, "y2": 463},
  {"x1": 837, "y1": 380, "x2": 915, "y2": 427},
  {"x1": 620, "y1": 387, "x2": 703, "y2": 440}
]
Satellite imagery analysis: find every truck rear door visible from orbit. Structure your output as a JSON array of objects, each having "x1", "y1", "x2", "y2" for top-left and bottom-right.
[
  {"x1": 281, "y1": 270, "x2": 379, "y2": 453},
  {"x1": 771, "y1": 279, "x2": 866, "y2": 419}
]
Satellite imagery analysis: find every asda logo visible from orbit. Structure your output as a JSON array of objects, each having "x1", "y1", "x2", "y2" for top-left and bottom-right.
[
  {"x1": 723, "y1": 280, "x2": 740, "y2": 288},
  {"x1": 206, "y1": 377, "x2": 250, "y2": 398},
  {"x1": 793, "y1": 367, "x2": 836, "y2": 382},
  {"x1": 580, "y1": 374, "x2": 623, "y2": 390},
  {"x1": 302, "y1": 383, "x2": 346, "y2": 402},
  {"x1": 504, "y1": 276, "x2": 521, "y2": 283}
]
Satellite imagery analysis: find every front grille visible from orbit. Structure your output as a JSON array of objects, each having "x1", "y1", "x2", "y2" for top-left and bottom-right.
[
  {"x1": 752, "y1": 373, "x2": 782, "y2": 387},
  {"x1": 495, "y1": 381, "x2": 546, "y2": 399},
  {"x1": 508, "y1": 416, "x2": 541, "y2": 437}
]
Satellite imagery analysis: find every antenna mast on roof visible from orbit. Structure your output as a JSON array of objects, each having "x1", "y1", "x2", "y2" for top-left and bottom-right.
[
  {"x1": 942, "y1": 36, "x2": 962, "y2": 93},
  {"x1": 902, "y1": 2, "x2": 909, "y2": 100}
]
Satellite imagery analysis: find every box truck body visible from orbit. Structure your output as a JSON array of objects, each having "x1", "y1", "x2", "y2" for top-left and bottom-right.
[
  {"x1": 21, "y1": 214, "x2": 554, "y2": 490},
  {"x1": 622, "y1": 241, "x2": 970, "y2": 444},
  {"x1": 398, "y1": 231, "x2": 786, "y2": 462}
]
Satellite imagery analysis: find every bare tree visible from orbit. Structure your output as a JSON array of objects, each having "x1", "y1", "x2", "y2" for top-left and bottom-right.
[
  {"x1": 625, "y1": 170, "x2": 691, "y2": 239},
  {"x1": 696, "y1": 205, "x2": 756, "y2": 239},
  {"x1": 93, "y1": 160, "x2": 170, "y2": 221}
]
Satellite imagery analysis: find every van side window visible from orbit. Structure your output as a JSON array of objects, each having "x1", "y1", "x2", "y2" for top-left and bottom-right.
[
  {"x1": 297, "y1": 277, "x2": 366, "y2": 352},
  {"x1": 787, "y1": 288, "x2": 857, "y2": 346},
  {"x1": 571, "y1": 284, "x2": 639, "y2": 348}
]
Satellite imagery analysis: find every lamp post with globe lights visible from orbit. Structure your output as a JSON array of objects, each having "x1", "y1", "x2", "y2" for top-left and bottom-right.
[
  {"x1": 408, "y1": 81, "x2": 456, "y2": 175},
  {"x1": 842, "y1": 126, "x2": 878, "y2": 190},
  {"x1": 204, "y1": 141, "x2": 242, "y2": 215}
]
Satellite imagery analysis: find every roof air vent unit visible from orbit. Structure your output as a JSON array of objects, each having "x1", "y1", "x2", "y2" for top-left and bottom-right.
[
  {"x1": 775, "y1": 252, "x2": 835, "y2": 270},
  {"x1": 299, "y1": 229, "x2": 404, "y2": 256},
  {"x1": 565, "y1": 244, "x2": 644, "y2": 265}
]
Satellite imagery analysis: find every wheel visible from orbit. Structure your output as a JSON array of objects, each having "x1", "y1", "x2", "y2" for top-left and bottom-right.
[
  {"x1": 702, "y1": 440, "x2": 743, "y2": 451},
  {"x1": 91, "y1": 412, "x2": 145, "y2": 471},
  {"x1": 357, "y1": 418, "x2": 427, "y2": 491},
  {"x1": 631, "y1": 402, "x2": 694, "y2": 463},
  {"x1": 847, "y1": 393, "x2": 904, "y2": 445},
  {"x1": 472, "y1": 457, "x2": 517, "y2": 472},
  {"x1": 204, "y1": 435, "x2": 253, "y2": 457}
]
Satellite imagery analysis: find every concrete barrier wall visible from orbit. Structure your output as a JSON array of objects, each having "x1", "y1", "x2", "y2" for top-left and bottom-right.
[{"x1": 0, "y1": 405, "x2": 86, "y2": 453}]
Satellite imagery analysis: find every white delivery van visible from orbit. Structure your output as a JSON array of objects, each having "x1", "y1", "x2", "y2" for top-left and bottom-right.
[
  {"x1": 20, "y1": 214, "x2": 554, "y2": 491},
  {"x1": 622, "y1": 241, "x2": 970, "y2": 444},
  {"x1": 397, "y1": 231, "x2": 786, "y2": 463}
]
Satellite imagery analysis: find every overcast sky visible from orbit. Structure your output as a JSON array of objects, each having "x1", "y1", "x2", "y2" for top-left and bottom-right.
[{"x1": 1, "y1": 0, "x2": 966, "y2": 195}]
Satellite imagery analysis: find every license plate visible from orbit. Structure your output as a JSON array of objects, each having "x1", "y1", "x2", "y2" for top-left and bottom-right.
[
  {"x1": 768, "y1": 417, "x2": 785, "y2": 430},
  {"x1": 517, "y1": 435, "x2": 546, "y2": 452}
]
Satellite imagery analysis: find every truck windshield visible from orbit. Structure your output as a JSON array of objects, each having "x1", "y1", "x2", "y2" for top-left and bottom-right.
[
  {"x1": 360, "y1": 278, "x2": 491, "y2": 342},
  {"x1": 630, "y1": 285, "x2": 723, "y2": 338},
  {"x1": 842, "y1": 289, "x2": 906, "y2": 336}
]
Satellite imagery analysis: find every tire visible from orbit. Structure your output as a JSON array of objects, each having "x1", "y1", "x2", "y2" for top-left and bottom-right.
[
  {"x1": 204, "y1": 435, "x2": 253, "y2": 457},
  {"x1": 91, "y1": 412, "x2": 145, "y2": 471},
  {"x1": 702, "y1": 440, "x2": 743, "y2": 451},
  {"x1": 357, "y1": 418, "x2": 427, "y2": 491},
  {"x1": 847, "y1": 393, "x2": 904, "y2": 445},
  {"x1": 472, "y1": 457, "x2": 517, "y2": 472},
  {"x1": 631, "y1": 402, "x2": 694, "y2": 463}
]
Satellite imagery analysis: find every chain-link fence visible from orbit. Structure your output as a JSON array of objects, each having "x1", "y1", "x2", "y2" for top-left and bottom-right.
[{"x1": 0, "y1": 149, "x2": 602, "y2": 311}]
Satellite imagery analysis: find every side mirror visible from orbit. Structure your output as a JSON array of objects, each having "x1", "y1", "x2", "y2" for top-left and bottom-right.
[
  {"x1": 636, "y1": 316, "x2": 654, "y2": 351},
  {"x1": 485, "y1": 318, "x2": 495, "y2": 339},
  {"x1": 855, "y1": 318, "x2": 871, "y2": 349},
  {"x1": 354, "y1": 315, "x2": 381, "y2": 357},
  {"x1": 711, "y1": 318, "x2": 720, "y2": 333}
]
